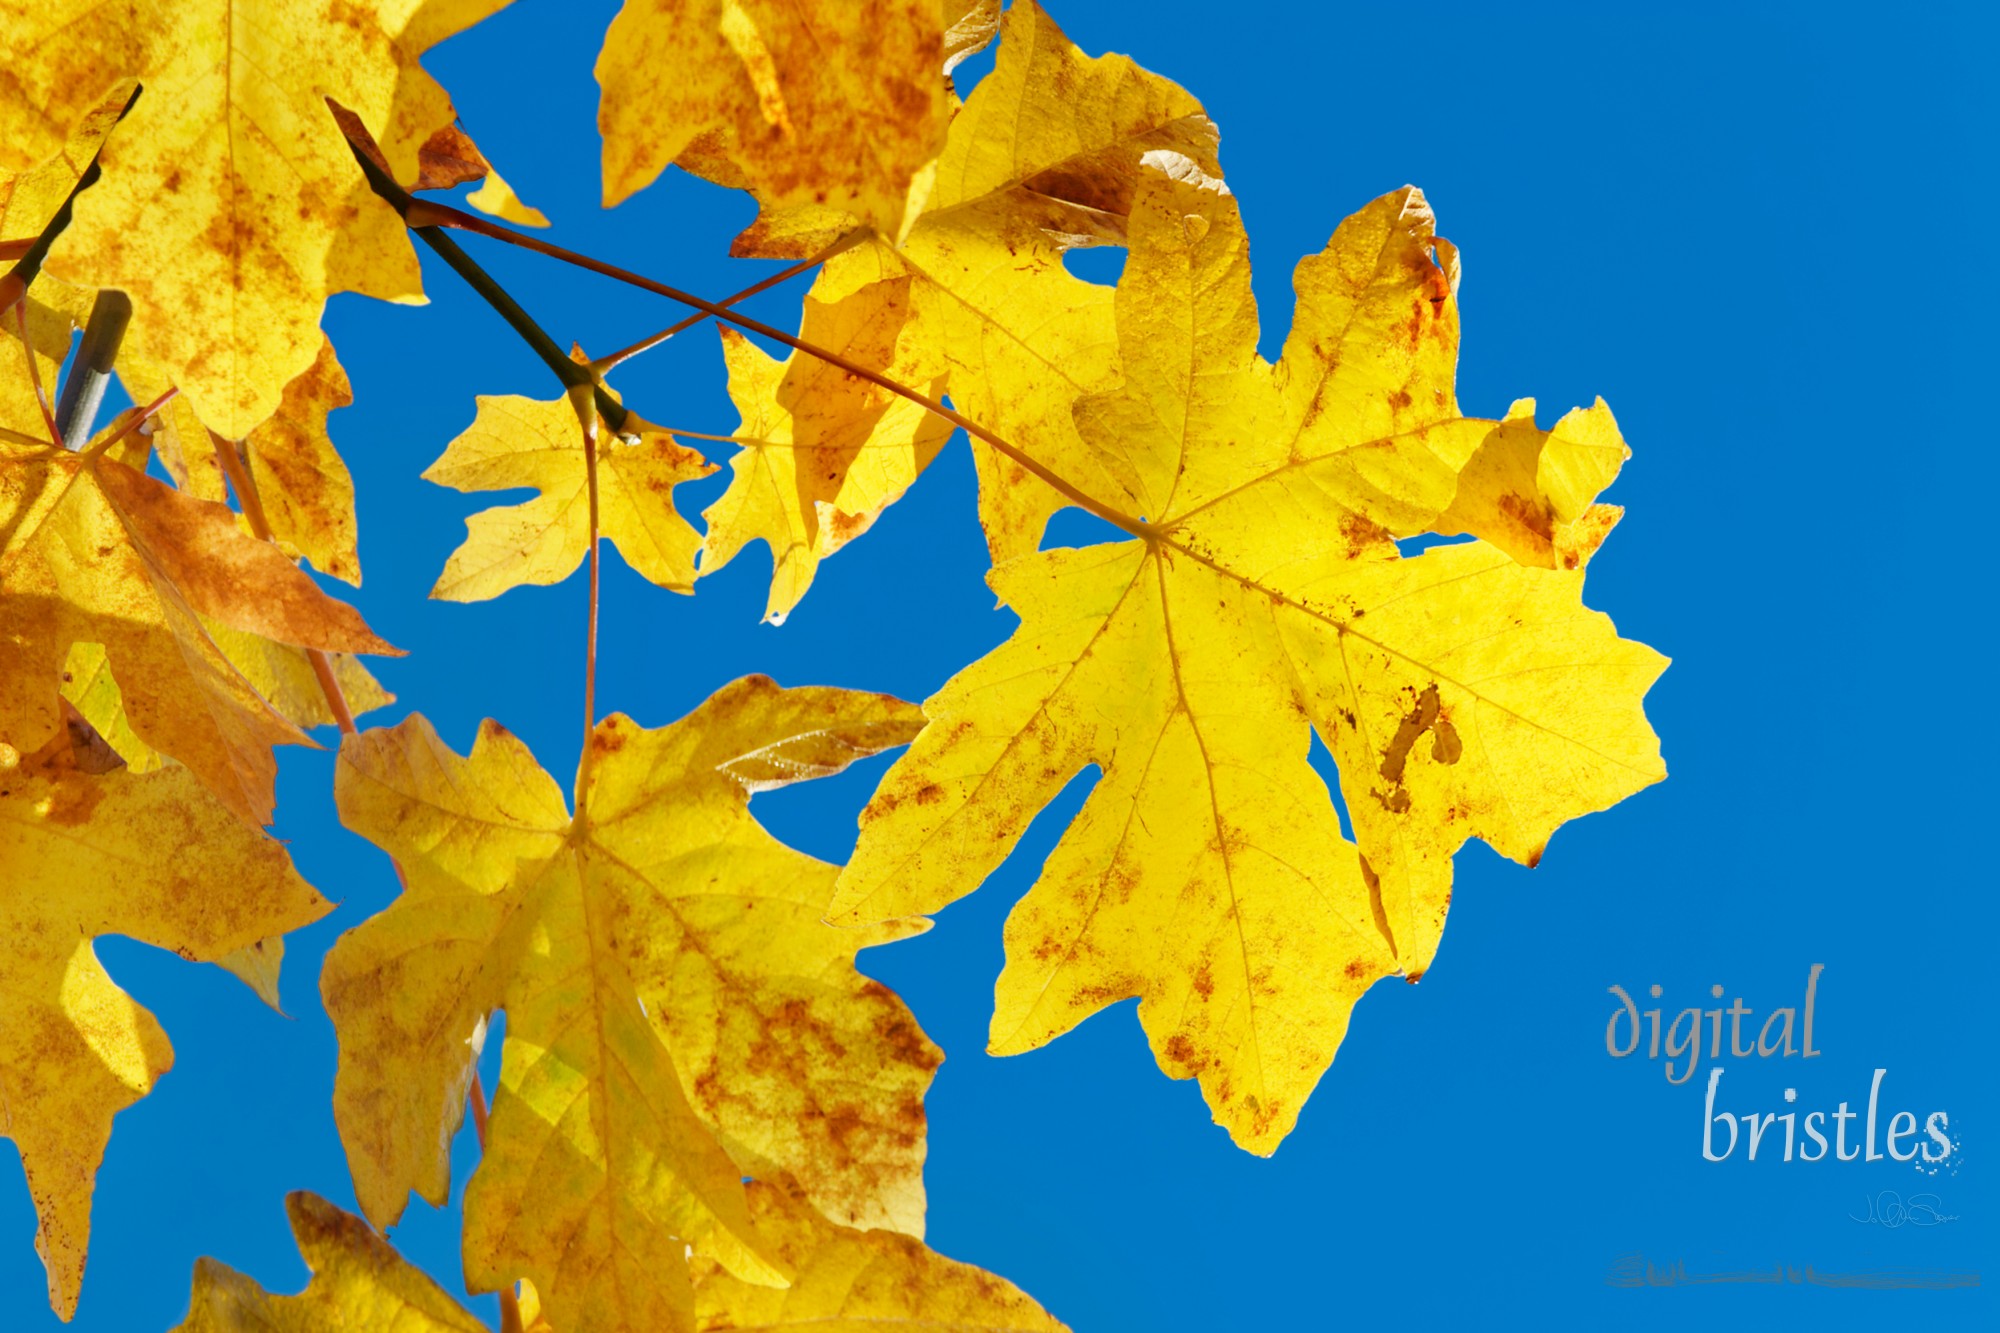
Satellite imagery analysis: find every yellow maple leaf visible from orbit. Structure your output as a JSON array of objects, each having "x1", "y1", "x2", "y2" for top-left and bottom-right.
[
  {"x1": 174, "y1": 1192, "x2": 487, "y2": 1332},
  {"x1": 688, "y1": 1181, "x2": 1068, "y2": 1332},
  {"x1": 324, "y1": 677, "x2": 939, "y2": 1333},
  {"x1": 597, "y1": 0, "x2": 953, "y2": 241},
  {"x1": 424, "y1": 391, "x2": 715, "y2": 601},
  {"x1": 708, "y1": 0, "x2": 1222, "y2": 618},
  {"x1": 700, "y1": 278, "x2": 953, "y2": 623},
  {"x1": 826, "y1": 166, "x2": 1667, "y2": 1153},
  {"x1": 0, "y1": 730, "x2": 331, "y2": 1319},
  {"x1": 0, "y1": 0, "x2": 513, "y2": 437},
  {"x1": 0, "y1": 437, "x2": 397, "y2": 825}
]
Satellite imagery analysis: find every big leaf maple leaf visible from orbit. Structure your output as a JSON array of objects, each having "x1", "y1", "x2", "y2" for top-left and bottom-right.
[
  {"x1": 325, "y1": 677, "x2": 940, "y2": 1333},
  {"x1": 0, "y1": 0, "x2": 513, "y2": 436},
  {"x1": 0, "y1": 729, "x2": 331, "y2": 1319},
  {"x1": 704, "y1": 0, "x2": 1221, "y2": 615},
  {"x1": 826, "y1": 165, "x2": 1667, "y2": 1152},
  {"x1": 424, "y1": 391, "x2": 715, "y2": 601},
  {"x1": 0, "y1": 437, "x2": 397, "y2": 824}
]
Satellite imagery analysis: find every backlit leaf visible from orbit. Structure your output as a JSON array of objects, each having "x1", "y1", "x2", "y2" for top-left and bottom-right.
[
  {"x1": 0, "y1": 729, "x2": 330, "y2": 1318},
  {"x1": 827, "y1": 165, "x2": 1666, "y2": 1153},
  {"x1": 174, "y1": 1192, "x2": 487, "y2": 1332},
  {"x1": 325, "y1": 677, "x2": 939, "y2": 1333},
  {"x1": 425, "y1": 391, "x2": 715, "y2": 601},
  {"x1": 699, "y1": 278, "x2": 952, "y2": 623},
  {"x1": 0, "y1": 438, "x2": 397, "y2": 825},
  {"x1": 598, "y1": 0, "x2": 951, "y2": 242}
]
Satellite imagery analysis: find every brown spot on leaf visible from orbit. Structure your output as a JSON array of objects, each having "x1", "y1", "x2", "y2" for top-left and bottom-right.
[
  {"x1": 1370, "y1": 787, "x2": 1412, "y2": 814},
  {"x1": 1431, "y1": 715, "x2": 1462, "y2": 765},
  {"x1": 1378, "y1": 684, "x2": 1442, "y2": 785},
  {"x1": 1339, "y1": 510, "x2": 1389, "y2": 551}
]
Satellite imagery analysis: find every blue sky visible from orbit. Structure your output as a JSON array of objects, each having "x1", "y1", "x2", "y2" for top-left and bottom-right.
[{"x1": 5, "y1": 1, "x2": 1993, "y2": 1328}]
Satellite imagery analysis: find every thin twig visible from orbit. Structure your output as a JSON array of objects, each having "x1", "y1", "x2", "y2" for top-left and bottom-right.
[
  {"x1": 304, "y1": 649, "x2": 360, "y2": 733},
  {"x1": 630, "y1": 425, "x2": 755, "y2": 446},
  {"x1": 576, "y1": 388, "x2": 602, "y2": 777},
  {"x1": 339, "y1": 112, "x2": 1143, "y2": 538},
  {"x1": 15, "y1": 302, "x2": 62, "y2": 447},
  {"x1": 209, "y1": 429, "x2": 363, "y2": 735},
  {"x1": 70, "y1": 386, "x2": 177, "y2": 464},
  {"x1": 591, "y1": 230, "x2": 864, "y2": 373},
  {"x1": 78, "y1": 388, "x2": 176, "y2": 460}
]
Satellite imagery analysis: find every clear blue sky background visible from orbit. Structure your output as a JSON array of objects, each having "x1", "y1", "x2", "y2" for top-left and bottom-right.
[{"x1": 6, "y1": 1, "x2": 1994, "y2": 1328}]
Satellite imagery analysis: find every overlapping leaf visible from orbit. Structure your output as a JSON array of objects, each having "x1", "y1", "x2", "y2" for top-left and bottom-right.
[
  {"x1": 597, "y1": 0, "x2": 957, "y2": 240},
  {"x1": 174, "y1": 1192, "x2": 488, "y2": 1332},
  {"x1": 0, "y1": 727, "x2": 330, "y2": 1318},
  {"x1": 706, "y1": 0, "x2": 1222, "y2": 614},
  {"x1": 424, "y1": 390, "x2": 715, "y2": 601},
  {"x1": 128, "y1": 334, "x2": 364, "y2": 583},
  {"x1": 827, "y1": 165, "x2": 1667, "y2": 1152},
  {"x1": 700, "y1": 279, "x2": 952, "y2": 622},
  {"x1": 325, "y1": 677, "x2": 940, "y2": 1332},
  {"x1": 689, "y1": 1181, "x2": 1069, "y2": 1332},
  {"x1": 60, "y1": 634, "x2": 394, "y2": 775},
  {"x1": 177, "y1": 1187, "x2": 1066, "y2": 1333},
  {"x1": 0, "y1": 0, "x2": 513, "y2": 436},
  {"x1": 0, "y1": 431, "x2": 397, "y2": 824}
]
